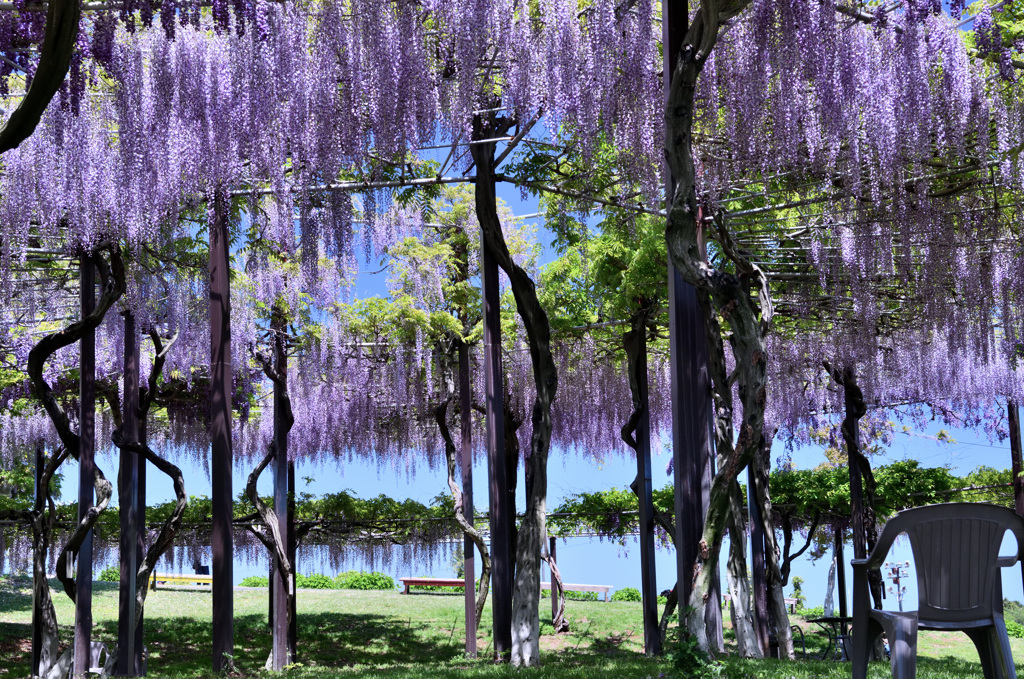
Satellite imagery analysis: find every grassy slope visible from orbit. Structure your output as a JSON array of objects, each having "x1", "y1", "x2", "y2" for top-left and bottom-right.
[{"x1": 1, "y1": 576, "x2": 1021, "y2": 678}]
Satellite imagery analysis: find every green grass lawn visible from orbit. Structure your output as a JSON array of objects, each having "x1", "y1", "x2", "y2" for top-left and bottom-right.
[{"x1": 1, "y1": 575, "x2": 1022, "y2": 678}]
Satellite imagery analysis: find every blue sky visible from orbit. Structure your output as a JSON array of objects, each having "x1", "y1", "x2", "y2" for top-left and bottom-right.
[
  {"x1": 40, "y1": 133, "x2": 1024, "y2": 624},
  {"x1": 73, "y1": 409, "x2": 1023, "y2": 617}
]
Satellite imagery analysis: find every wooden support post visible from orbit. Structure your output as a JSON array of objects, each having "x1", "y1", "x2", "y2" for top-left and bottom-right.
[
  {"x1": 1009, "y1": 400, "x2": 1024, "y2": 605},
  {"x1": 481, "y1": 232, "x2": 512, "y2": 660},
  {"x1": 663, "y1": 0, "x2": 719, "y2": 641},
  {"x1": 459, "y1": 341, "x2": 477, "y2": 658},
  {"x1": 835, "y1": 521, "x2": 848, "y2": 636},
  {"x1": 749, "y1": 467, "x2": 770, "y2": 657},
  {"x1": 117, "y1": 312, "x2": 141, "y2": 675},
  {"x1": 136, "y1": 417, "x2": 146, "y2": 675},
  {"x1": 271, "y1": 315, "x2": 289, "y2": 670},
  {"x1": 287, "y1": 460, "x2": 297, "y2": 661},
  {"x1": 631, "y1": 327, "x2": 660, "y2": 656},
  {"x1": 209, "y1": 190, "x2": 234, "y2": 671},
  {"x1": 1010, "y1": 400, "x2": 1022, "y2": 516},
  {"x1": 846, "y1": 374, "x2": 866, "y2": 563},
  {"x1": 549, "y1": 537, "x2": 557, "y2": 622},
  {"x1": 74, "y1": 254, "x2": 96, "y2": 679},
  {"x1": 31, "y1": 444, "x2": 43, "y2": 678}
]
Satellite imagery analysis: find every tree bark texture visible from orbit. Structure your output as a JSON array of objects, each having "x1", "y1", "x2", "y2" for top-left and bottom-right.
[
  {"x1": 665, "y1": 0, "x2": 786, "y2": 656},
  {"x1": 75, "y1": 253, "x2": 96, "y2": 679},
  {"x1": 24, "y1": 247, "x2": 126, "y2": 678},
  {"x1": 620, "y1": 309, "x2": 661, "y2": 655},
  {"x1": 459, "y1": 339, "x2": 478, "y2": 657},
  {"x1": 824, "y1": 363, "x2": 883, "y2": 610},
  {"x1": 542, "y1": 537, "x2": 569, "y2": 633},
  {"x1": 434, "y1": 339, "x2": 492, "y2": 629},
  {"x1": 480, "y1": 212, "x2": 512, "y2": 659},
  {"x1": 249, "y1": 319, "x2": 296, "y2": 671},
  {"x1": 0, "y1": 0, "x2": 79, "y2": 153},
  {"x1": 210, "y1": 189, "x2": 234, "y2": 672},
  {"x1": 117, "y1": 311, "x2": 141, "y2": 675},
  {"x1": 725, "y1": 480, "x2": 761, "y2": 658},
  {"x1": 780, "y1": 512, "x2": 821, "y2": 587},
  {"x1": 750, "y1": 432, "x2": 794, "y2": 658},
  {"x1": 109, "y1": 329, "x2": 189, "y2": 672},
  {"x1": 1010, "y1": 401, "x2": 1023, "y2": 516},
  {"x1": 472, "y1": 114, "x2": 557, "y2": 668}
]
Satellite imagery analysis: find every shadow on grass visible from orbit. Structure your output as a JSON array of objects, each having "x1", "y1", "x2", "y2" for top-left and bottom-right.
[
  {"x1": 94, "y1": 610, "x2": 472, "y2": 674},
  {"x1": 0, "y1": 621, "x2": 33, "y2": 678},
  {"x1": 722, "y1": 654, "x2": 998, "y2": 679}
]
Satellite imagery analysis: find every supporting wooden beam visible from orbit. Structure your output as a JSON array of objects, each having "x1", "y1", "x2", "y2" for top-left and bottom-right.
[
  {"x1": 1009, "y1": 399, "x2": 1024, "y2": 606},
  {"x1": 31, "y1": 444, "x2": 43, "y2": 678},
  {"x1": 136, "y1": 417, "x2": 146, "y2": 674},
  {"x1": 663, "y1": 0, "x2": 720, "y2": 643},
  {"x1": 481, "y1": 230, "x2": 512, "y2": 660},
  {"x1": 835, "y1": 520, "x2": 848, "y2": 638},
  {"x1": 209, "y1": 190, "x2": 234, "y2": 671},
  {"x1": 287, "y1": 460, "x2": 297, "y2": 661},
  {"x1": 271, "y1": 315, "x2": 289, "y2": 670},
  {"x1": 117, "y1": 312, "x2": 140, "y2": 675},
  {"x1": 629, "y1": 325, "x2": 660, "y2": 656},
  {"x1": 1010, "y1": 400, "x2": 1022, "y2": 517},
  {"x1": 459, "y1": 341, "x2": 477, "y2": 658},
  {"x1": 845, "y1": 372, "x2": 867, "y2": 563},
  {"x1": 74, "y1": 254, "x2": 95, "y2": 679}
]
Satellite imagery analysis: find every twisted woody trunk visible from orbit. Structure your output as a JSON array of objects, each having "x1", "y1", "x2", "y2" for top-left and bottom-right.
[
  {"x1": 471, "y1": 114, "x2": 557, "y2": 668},
  {"x1": 663, "y1": 0, "x2": 793, "y2": 656}
]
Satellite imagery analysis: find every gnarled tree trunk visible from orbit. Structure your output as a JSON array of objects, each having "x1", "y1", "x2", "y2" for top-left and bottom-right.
[
  {"x1": 433, "y1": 337, "x2": 492, "y2": 628},
  {"x1": 26, "y1": 247, "x2": 126, "y2": 678},
  {"x1": 750, "y1": 431, "x2": 795, "y2": 658},
  {"x1": 725, "y1": 480, "x2": 761, "y2": 658},
  {"x1": 471, "y1": 114, "x2": 557, "y2": 668},
  {"x1": 662, "y1": 0, "x2": 792, "y2": 656},
  {"x1": 249, "y1": 314, "x2": 296, "y2": 671}
]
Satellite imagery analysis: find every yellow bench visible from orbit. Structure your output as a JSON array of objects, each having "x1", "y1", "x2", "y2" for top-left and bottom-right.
[{"x1": 149, "y1": 573, "x2": 213, "y2": 590}]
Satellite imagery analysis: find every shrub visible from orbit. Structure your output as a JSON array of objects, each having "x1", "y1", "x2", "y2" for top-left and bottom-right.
[
  {"x1": 297, "y1": 573, "x2": 335, "y2": 589},
  {"x1": 1007, "y1": 620, "x2": 1024, "y2": 639},
  {"x1": 240, "y1": 575, "x2": 269, "y2": 587},
  {"x1": 612, "y1": 587, "x2": 642, "y2": 602},
  {"x1": 334, "y1": 571, "x2": 395, "y2": 590},
  {"x1": 1004, "y1": 599, "x2": 1024, "y2": 626},
  {"x1": 97, "y1": 566, "x2": 119, "y2": 582},
  {"x1": 671, "y1": 627, "x2": 723, "y2": 678},
  {"x1": 796, "y1": 605, "x2": 825, "y2": 619},
  {"x1": 791, "y1": 576, "x2": 806, "y2": 610}
]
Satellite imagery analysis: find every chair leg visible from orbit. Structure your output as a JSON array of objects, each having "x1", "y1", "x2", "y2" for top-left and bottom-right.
[
  {"x1": 992, "y1": 616, "x2": 1018, "y2": 679},
  {"x1": 853, "y1": 618, "x2": 884, "y2": 679},
  {"x1": 883, "y1": 615, "x2": 918, "y2": 679},
  {"x1": 964, "y1": 629, "x2": 995, "y2": 679}
]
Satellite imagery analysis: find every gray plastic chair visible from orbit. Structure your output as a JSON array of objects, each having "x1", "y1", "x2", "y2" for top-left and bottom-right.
[{"x1": 852, "y1": 502, "x2": 1024, "y2": 679}]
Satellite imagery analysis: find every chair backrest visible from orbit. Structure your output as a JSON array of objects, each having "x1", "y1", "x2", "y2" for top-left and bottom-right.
[{"x1": 883, "y1": 503, "x2": 1024, "y2": 625}]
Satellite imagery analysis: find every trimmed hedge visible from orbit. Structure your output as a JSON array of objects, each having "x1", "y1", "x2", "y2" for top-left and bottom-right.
[{"x1": 240, "y1": 571, "x2": 395, "y2": 590}]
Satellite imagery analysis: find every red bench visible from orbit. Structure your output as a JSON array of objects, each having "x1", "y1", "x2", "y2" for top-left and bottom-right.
[{"x1": 399, "y1": 577, "x2": 465, "y2": 594}]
